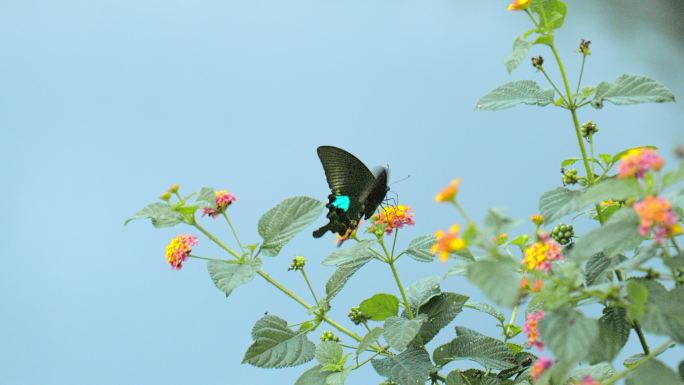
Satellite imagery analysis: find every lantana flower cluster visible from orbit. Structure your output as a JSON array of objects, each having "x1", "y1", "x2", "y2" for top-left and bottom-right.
[
  {"x1": 164, "y1": 234, "x2": 198, "y2": 270},
  {"x1": 523, "y1": 311, "x2": 544, "y2": 350},
  {"x1": 617, "y1": 148, "x2": 664, "y2": 179},
  {"x1": 530, "y1": 357, "x2": 553, "y2": 382},
  {"x1": 435, "y1": 178, "x2": 461, "y2": 203},
  {"x1": 507, "y1": 0, "x2": 530, "y2": 11},
  {"x1": 431, "y1": 225, "x2": 466, "y2": 263},
  {"x1": 370, "y1": 205, "x2": 415, "y2": 235},
  {"x1": 634, "y1": 196, "x2": 681, "y2": 242},
  {"x1": 202, "y1": 190, "x2": 238, "y2": 218},
  {"x1": 522, "y1": 234, "x2": 563, "y2": 272}
]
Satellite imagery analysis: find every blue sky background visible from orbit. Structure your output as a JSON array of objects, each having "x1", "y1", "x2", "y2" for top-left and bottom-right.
[{"x1": 2, "y1": 1, "x2": 683, "y2": 384}]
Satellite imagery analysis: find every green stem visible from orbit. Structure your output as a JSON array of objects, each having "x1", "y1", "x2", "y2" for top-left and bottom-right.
[
  {"x1": 300, "y1": 269, "x2": 319, "y2": 305},
  {"x1": 389, "y1": 260, "x2": 414, "y2": 319},
  {"x1": 504, "y1": 304, "x2": 519, "y2": 342},
  {"x1": 451, "y1": 200, "x2": 475, "y2": 227},
  {"x1": 576, "y1": 54, "x2": 587, "y2": 95},
  {"x1": 602, "y1": 339, "x2": 673, "y2": 385},
  {"x1": 355, "y1": 348, "x2": 386, "y2": 369},
  {"x1": 222, "y1": 212, "x2": 245, "y2": 251},
  {"x1": 193, "y1": 223, "x2": 243, "y2": 260},
  {"x1": 539, "y1": 66, "x2": 569, "y2": 106},
  {"x1": 390, "y1": 229, "x2": 399, "y2": 258},
  {"x1": 188, "y1": 254, "x2": 224, "y2": 262}
]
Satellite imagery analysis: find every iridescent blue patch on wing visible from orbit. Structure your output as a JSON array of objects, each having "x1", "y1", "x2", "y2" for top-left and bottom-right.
[{"x1": 331, "y1": 195, "x2": 350, "y2": 211}]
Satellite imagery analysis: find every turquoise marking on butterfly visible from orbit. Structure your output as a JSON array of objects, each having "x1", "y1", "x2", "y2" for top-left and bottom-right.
[
  {"x1": 313, "y1": 146, "x2": 389, "y2": 239},
  {"x1": 331, "y1": 195, "x2": 351, "y2": 211}
]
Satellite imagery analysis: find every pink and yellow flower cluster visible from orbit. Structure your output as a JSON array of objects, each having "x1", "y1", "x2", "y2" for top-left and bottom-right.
[
  {"x1": 530, "y1": 357, "x2": 553, "y2": 382},
  {"x1": 431, "y1": 225, "x2": 466, "y2": 263},
  {"x1": 164, "y1": 234, "x2": 198, "y2": 270},
  {"x1": 522, "y1": 234, "x2": 563, "y2": 272},
  {"x1": 202, "y1": 190, "x2": 238, "y2": 218},
  {"x1": 523, "y1": 311, "x2": 544, "y2": 350},
  {"x1": 372, "y1": 205, "x2": 415, "y2": 235},
  {"x1": 508, "y1": 0, "x2": 531, "y2": 11},
  {"x1": 634, "y1": 196, "x2": 681, "y2": 242},
  {"x1": 617, "y1": 148, "x2": 664, "y2": 179}
]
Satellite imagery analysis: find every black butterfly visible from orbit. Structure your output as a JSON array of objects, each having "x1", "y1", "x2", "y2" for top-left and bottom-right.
[{"x1": 313, "y1": 146, "x2": 389, "y2": 239}]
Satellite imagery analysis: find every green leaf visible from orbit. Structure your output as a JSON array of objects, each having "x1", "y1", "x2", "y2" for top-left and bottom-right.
[
  {"x1": 124, "y1": 202, "x2": 184, "y2": 227},
  {"x1": 626, "y1": 359, "x2": 681, "y2": 385},
  {"x1": 530, "y1": 0, "x2": 567, "y2": 31},
  {"x1": 444, "y1": 261, "x2": 470, "y2": 278},
  {"x1": 433, "y1": 327, "x2": 515, "y2": 370},
  {"x1": 208, "y1": 258, "x2": 262, "y2": 297},
  {"x1": 505, "y1": 38, "x2": 533, "y2": 75},
  {"x1": 584, "y1": 252, "x2": 626, "y2": 286},
  {"x1": 476, "y1": 81, "x2": 555, "y2": 111},
  {"x1": 538, "y1": 307, "x2": 599, "y2": 363},
  {"x1": 406, "y1": 275, "x2": 441, "y2": 311},
  {"x1": 383, "y1": 316, "x2": 426, "y2": 352},
  {"x1": 586, "y1": 307, "x2": 630, "y2": 364},
  {"x1": 416, "y1": 293, "x2": 469, "y2": 344},
  {"x1": 663, "y1": 163, "x2": 684, "y2": 189},
  {"x1": 467, "y1": 259, "x2": 521, "y2": 308},
  {"x1": 405, "y1": 235, "x2": 437, "y2": 263},
  {"x1": 295, "y1": 365, "x2": 330, "y2": 385},
  {"x1": 638, "y1": 281, "x2": 684, "y2": 343},
  {"x1": 678, "y1": 360, "x2": 684, "y2": 382},
  {"x1": 325, "y1": 253, "x2": 372, "y2": 301},
  {"x1": 465, "y1": 301, "x2": 505, "y2": 323},
  {"x1": 359, "y1": 294, "x2": 400, "y2": 321},
  {"x1": 325, "y1": 368, "x2": 351, "y2": 385},
  {"x1": 569, "y1": 363, "x2": 616, "y2": 384},
  {"x1": 592, "y1": 74, "x2": 675, "y2": 108},
  {"x1": 447, "y1": 369, "x2": 513, "y2": 385},
  {"x1": 569, "y1": 208, "x2": 642, "y2": 259},
  {"x1": 242, "y1": 314, "x2": 316, "y2": 368},
  {"x1": 357, "y1": 327, "x2": 383, "y2": 355},
  {"x1": 315, "y1": 341, "x2": 343, "y2": 367},
  {"x1": 322, "y1": 240, "x2": 375, "y2": 266},
  {"x1": 196, "y1": 187, "x2": 216, "y2": 207},
  {"x1": 483, "y1": 207, "x2": 519, "y2": 235},
  {"x1": 371, "y1": 347, "x2": 435, "y2": 385},
  {"x1": 258, "y1": 196, "x2": 324, "y2": 256},
  {"x1": 574, "y1": 178, "x2": 642, "y2": 208},
  {"x1": 538, "y1": 187, "x2": 581, "y2": 223}
]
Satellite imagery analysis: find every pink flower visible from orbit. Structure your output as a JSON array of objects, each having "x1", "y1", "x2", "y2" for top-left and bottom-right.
[
  {"x1": 580, "y1": 376, "x2": 600, "y2": 385},
  {"x1": 523, "y1": 311, "x2": 544, "y2": 350},
  {"x1": 634, "y1": 196, "x2": 681, "y2": 242},
  {"x1": 164, "y1": 235, "x2": 198, "y2": 270},
  {"x1": 522, "y1": 233, "x2": 563, "y2": 272},
  {"x1": 371, "y1": 205, "x2": 415, "y2": 235},
  {"x1": 202, "y1": 190, "x2": 238, "y2": 218},
  {"x1": 617, "y1": 148, "x2": 664, "y2": 179},
  {"x1": 531, "y1": 357, "x2": 553, "y2": 382}
]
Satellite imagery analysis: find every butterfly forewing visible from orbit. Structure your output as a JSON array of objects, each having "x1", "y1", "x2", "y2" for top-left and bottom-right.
[{"x1": 317, "y1": 146, "x2": 376, "y2": 197}]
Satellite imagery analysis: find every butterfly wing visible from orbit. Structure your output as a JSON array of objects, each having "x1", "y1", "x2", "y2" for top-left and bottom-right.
[
  {"x1": 360, "y1": 168, "x2": 389, "y2": 219},
  {"x1": 316, "y1": 146, "x2": 377, "y2": 198}
]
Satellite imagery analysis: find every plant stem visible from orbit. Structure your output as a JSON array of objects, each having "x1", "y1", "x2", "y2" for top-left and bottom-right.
[
  {"x1": 602, "y1": 339, "x2": 673, "y2": 385},
  {"x1": 355, "y1": 348, "x2": 385, "y2": 369},
  {"x1": 389, "y1": 260, "x2": 414, "y2": 319},
  {"x1": 576, "y1": 54, "x2": 587, "y2": 95},
  {"x1": 300, "y1": 269, "x2": 319, "y2": 305},
  {"x1": 193, "y1": 223, "x2": 243, "y2": 260},
  {"x1": 539, "y1": 67, "x2": 569, "y2": 107},
  {"x1": 614, "y1": 270, "x2": 651, "y2": 354},
  {"x1": 222, "y1": 212, "x2": 245, "y2": 251},
  {"x1": 451, "y1": 200, "x2": 475, "y2": 226},
  {"x1": 390, "y1": 229, "x2": 399, "y2": 258},
  {"x1": 188, "y1": 254, "x2": 224, "y2": 262},
  {"x1": 504, "y1": 304, "x2": 519, "y2": 342}
]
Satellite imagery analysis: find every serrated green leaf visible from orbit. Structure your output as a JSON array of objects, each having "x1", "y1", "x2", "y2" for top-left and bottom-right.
[
  {"x1": 207, "y1": 258, "x2": 261, "y2": 297},
  {"x1": 569, "y1": 363, "x2": 615, "y2": 383},
  {"x1": 575, "y1": 178, "x2": 642, "y2": 208},
  {"x1": 258, "y1": 196, "x2": 324, "y2": 256},
  {"x1": 616, "y1": 243, "x2": 658, "y2": 271},
  {"x1": 325, "y1": 253, "x2": 372, "y2": 301},
  {"x1": 242, "y1": 314, "x2": 315, "y2": 368},
  {"x1": 416, "y1": 293, "x2": 469, "y2": 344},
  {"x1": 467, "y1": 259, "x2": 521, "y2": 308},
  {"x1": 406, "y1": 275, "x2": 441, "y2": 311},
  {"x1": 584, "y1": 252, "x2": 626, "y2": 286},
  {"x1": 405, "y1": 235, "x2": 437, "y2": 263},
  {"x1": 371, "y1": 347, "x2": 435, "y2": 385},
  {"x1": 505, "y1": 38, "x2": 533, "y2": 75},
  {"x1": 433, "y1": 327, "x2": 515, "y2": 370},
  {"x1": 638, "y1": 281, "x2": 684, "y2": 343},
  {"x1": 626, "y1": 359, "x2": 680, "y2": 385},
  {"x1": 476, "y1": 81, "x2": 555, "y2": 111},
  {"x1": 561, "y1": 158, "x2": 581, "y2": 168},
  {"x1": 538, "y1": 307, "x2": 599, "y2": 363},
  {"x1": 586, "y1": 307, "x2": 630, "y2": 364},
  {"x1": 569, "y1": 208, "x2": 642, "y2": 259},
  {"x1": 484, "y1": 207, "x2": 519, "y2": 234},
  {"x1": 465, "y1": 301, "x2": 505, "y2": 323},
  {"x1": 125, "y1": 202, "x2": 185, "y2": 227},
  {"x1": 196, "y1": 187, "x2": 216, "y2": 207},
  {"x1": 357, "y1": 327, "x2": 383, "y2": 355},
  {"x1": 322, "y1": 240, "x2": 375, "y2": 266},
  {"x1": 444, "y1": 261, "x2": 470, "y2": 278},
  {"x1": 383, "y1": 316, "x2": 426, "y2": 351},
  {"x1": 663, "y1": 163, "x2": 684, "y2": 189},
  {"x1": 592, "y1": 74, "x2": 675, "y2": 108},
  {"x1": 315, "y1": 341, "x2": 343, "y2": 366},
  {"x1": 530, "y1": 0, "x2": 567, "y2": 31},
  {"x1": 538, "y1": 187, "x2": 581, "y2": 223},
  {"x1": 360, "y1": 294, "x2": 400, "y2": 321},
  {"x1": 325, "y1": 368, "x2": 351, "y2": 385},
  {"x1": 447, "y1": 369, "x2": 513, "y2": 385},
  {"x1": 295, "y1": 365, "x2": 330, "y2": 385}
]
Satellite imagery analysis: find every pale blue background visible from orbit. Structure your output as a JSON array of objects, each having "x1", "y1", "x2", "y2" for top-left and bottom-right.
[{"x1": 2, "y1": 1, "x2": 683, "y2": 384}]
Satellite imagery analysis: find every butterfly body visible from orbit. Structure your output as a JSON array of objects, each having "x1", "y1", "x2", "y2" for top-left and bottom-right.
[{"x1": 313, "y1": 146, "x2": 389, "y2": 239}]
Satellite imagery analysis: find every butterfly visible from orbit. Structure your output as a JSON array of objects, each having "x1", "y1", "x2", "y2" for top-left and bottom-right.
[{"x1": 313, "y1": 146, "x2": 389, "y2": 240}]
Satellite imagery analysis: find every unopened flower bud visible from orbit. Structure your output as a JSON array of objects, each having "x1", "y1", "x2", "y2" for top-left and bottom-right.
[
  {"x1": 160, "y1": 191, "x2": 172, "y2": 201},
  {"x1": 580, "y1": 121, "x2": 599, "y2": 139},
  {"x1": 551, "y1": 223, "x2": 574, "y2": 245},
  {"x1": 348, "y1": 306, "x2": 370, "y2": 325},
  {"x1": 579, "y1": 39, "x2": 592, "y2": 55},
  {"x1": 320, "y1": 330, "x2": 340, "y2": 342},
  {"x1": 494, "y1": 233, "x2": 509, "y2": 245},
  {"x1": 168, "y1": 183, "x2": 180, "y2": 193},
  {"x1": 288, "y1": 256, "x2": 306, "y2": 271},
  {"x1": 530, "y1": 214, "x2": 545, "y2": 226},
  {"x1": 531, "y1": 56, "x2": 544, "y2": 69},
  {"x1": 562, "y1": 168, "x2": 579, "y2": 186}
]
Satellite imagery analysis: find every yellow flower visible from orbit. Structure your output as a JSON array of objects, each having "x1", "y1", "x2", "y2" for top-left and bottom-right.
[
  {"x1": 522, "y1": 235, "x2": 562, "y2": 272},
  {"x1": 435, "y1": 178, "x2": 461, "y2": 203},
  {"x1": 431, "y1": 225, "x2": 466, "y2": 263},
  {"x1": 530, "y1": 214, "x2": 544, "y2": 226},
  {"x1": 508, "y1": 0, "x2": 531, "y2": 11},
  {"x1": 372, "y1": 205, "x2": 415, "y2": 235}
]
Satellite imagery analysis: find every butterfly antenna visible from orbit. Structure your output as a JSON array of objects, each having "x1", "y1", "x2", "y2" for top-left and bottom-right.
[{"x1": 390, "y1": 174, "x2": 411, "y2": 187}]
